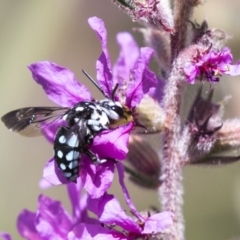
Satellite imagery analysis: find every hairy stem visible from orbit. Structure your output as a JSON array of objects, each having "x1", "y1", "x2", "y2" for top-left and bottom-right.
[
  {"x1": 171, "y1": 0, "x2": 195, "y2": 61},
  {"x1": 159, "y1": 0, "x2": 194, "y2": 237},
  {"x1": 160, "y1": 60, "x2": 185, "y2": 240}
]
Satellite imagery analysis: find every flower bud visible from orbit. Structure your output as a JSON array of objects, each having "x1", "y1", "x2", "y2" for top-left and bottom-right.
[
  {"x1": 212, "y1": 119, "x2": 240, "y2": 153},
  {"x1": 125, "y1": 135, "x2": 161, "y2": 189},
  {"x1": 134, "y1": 95, "x2": 165, "y2": 133},
  {"x1": 188, "y1": 20, "x2": 209, "y2": 44},
  {"x1": 197, "y1": 27, "x2": 230, "y2": 51},
  {"x1": 187, "y1": 90, "x2": 240, "y2": 165},
  {"x1": 187, "y1": 88, "x2": 225, "y2": 163}
]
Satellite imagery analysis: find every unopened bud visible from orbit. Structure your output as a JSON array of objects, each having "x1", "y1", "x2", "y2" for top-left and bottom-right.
[
  {"x1": 213, "y1": 119, "x2": 240, "y2": 152},
  {"x1": 198, "y1": 27, "x2": 231, "y2": 51},
  {"x1": 187, "y1": 94, "x2": 240, "y2": 165},
  {"x1": 187, "y1": 88, "x2": 227, "y2": 163},
  {"x1": 125, "y1": 135, "x2": 161, "y2": 189},
  {"x1": 188, "y1": 20, "x2": 209, "y2": 45},
  {"x1": 134, "y1": 95, "x2": 165, "y2": 133}
]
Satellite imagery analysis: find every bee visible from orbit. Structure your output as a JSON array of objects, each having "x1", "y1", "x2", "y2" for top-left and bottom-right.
[{"x1": 1, "y1": 70, "x2": 133, "y2": 182}]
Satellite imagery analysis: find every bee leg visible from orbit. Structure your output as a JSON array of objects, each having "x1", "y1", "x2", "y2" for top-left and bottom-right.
[{"x1": 85, "y1": 149, "x2": 107, "y2": 164}]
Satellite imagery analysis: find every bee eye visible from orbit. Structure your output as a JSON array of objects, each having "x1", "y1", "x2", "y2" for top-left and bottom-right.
[{"x1": 111, "y1": 105, "x2": 123, "y2": 117}]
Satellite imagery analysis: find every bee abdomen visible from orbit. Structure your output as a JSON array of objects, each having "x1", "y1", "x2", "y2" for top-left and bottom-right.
[{"x1": 54, "y1": 126, "x2": 81, "y2": 182}]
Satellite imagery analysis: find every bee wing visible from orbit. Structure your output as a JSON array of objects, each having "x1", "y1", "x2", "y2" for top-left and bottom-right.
[{"x1": 1, "y1": 107, "x2": 68, "y2": 137}]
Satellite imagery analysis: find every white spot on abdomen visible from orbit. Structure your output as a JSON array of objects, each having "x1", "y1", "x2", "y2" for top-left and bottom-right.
[
  {"x1": 59, "y1": 135, "x2": 66, "y2": 144},
  {"x1": 66, "y1": 150, "x2": 79, "y2": 161},
  {"x1": 57, "y1": 150, "x2": 63, "y2": 158},
  {"x1": 60, "y1": 163, "x2": 66, "y2": 170},
  {"x1": 68, "y1": 160, "x2": 78, "y2": 169},
  {"x1": 67, "y1": 134, "x2": 79, "y2": 147},
  {"x1": 65, "y1": 172, "x2": 72, "y2": 177}
]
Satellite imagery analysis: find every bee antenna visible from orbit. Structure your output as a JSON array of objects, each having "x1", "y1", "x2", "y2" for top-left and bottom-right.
[
  {"x1": 82, "y1": 70, "x2": 109, "y2": 99},
  {"x1": 111, "y1": 83, "x2": 119, "y2": 101}
]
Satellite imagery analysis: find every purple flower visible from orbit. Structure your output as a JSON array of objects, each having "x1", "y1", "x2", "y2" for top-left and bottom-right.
[
  {"x1": 184, "y1": 47, "x2": 240, "y2": 84},
  {"x1": 15, "y1": 166, "x2": 172, "y2": 240},
  {"x1": 0, "y1": 233, "x2": 12, "y2": 240},
  {"x1": 69, "y1": 194, "x2": 172, "y2": 240},
  {"x1": 68, "y1": 163, "x2": 173, "y2": 239},
  {"x1": 30, "y1": 16, "x2": 157, "y2": 198},
  {"x1": 29, "y1": 62, "x2": 130, "y2": 197},
  {"x1": 89, "y1": 17, "x2": 157, "y2": 109},
  {"x1": 16, "y1": 180, "x2": 93, "y2": 240},
  {"x1": 77, "y1": 193, "x2": 173, "y2": 239}
]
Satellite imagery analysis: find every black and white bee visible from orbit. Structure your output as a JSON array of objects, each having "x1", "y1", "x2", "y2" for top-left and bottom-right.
[{"x1": 1, "y1": 70, "x2": 133, "y2": 182}]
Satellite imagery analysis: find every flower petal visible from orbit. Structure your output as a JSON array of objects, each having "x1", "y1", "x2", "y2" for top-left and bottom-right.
[
  {"x1": 116, "y1": 162, "x2": 144, "y2": 221},
  {"x1": 184, "y1": 47, "x2": 234, "y2": 84},
  {"x1": 184, "y1": 64, "x2": 199, "y2": 84},
  {"x1": 226, "y1": 62, "x2": 240, "y2": 76},
  {"x1": 113, "y1": 32, "x2": 139, "y2": 87},
  {"x1": 88, "y1": 17, "x2": 113, "y2": 97},
  {"x1": 17, "y1": 210, "x2": 41, "y2": 240},
  {"x1": 142, "y1": 212, "x2": 173, "y2": 234},
  {"x1": 39, "y1": 178, "x2": 53, "y2": 189},
  {"x1": 81, "y1": 157, "x2": 114, "y2": 199},
  {"x1": 88, "y1": 194, "x2": 142, "y2": 234},
  {"x1": 68, "y1": 223, "x2": 125, "y2": 240},
  {"x1": 42, "y1": 158, "x2": 69, "y2": 185},
  {"x1": 67, "y1": 179, "x2": 83, "y2": 222},
  {"x1": 29, "y1": 61, "x2": 91, "y2": 107},
  {"x1": 92, "y1": 123, "x2": 133, "y2": 160},
  {"x1": 35, "y1": 195, "x2": 72, "y2": 238},
  {"x1": 0, "y1": 233, "x2": 12, "y2": 240},
  {"x1": 126, "y1": 47, "x2": 157, "y2": 108},
  {"x1": 148, "y1": 78, "x2": 165, "y2": 102}
]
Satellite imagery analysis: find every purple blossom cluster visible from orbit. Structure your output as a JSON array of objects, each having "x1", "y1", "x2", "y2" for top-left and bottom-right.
[
  {"x1": 12, "y1": 164, "x2": 172, "y2": 240},
  {"x1": 2, "y1": 1, "x2": 240, "y2": 239},
  {"x1": 184, "y1": 47, "x2": 240, "y2": 84},
  {"x1": 0, "y1": 17, "x2": 172, "y2": 240}
]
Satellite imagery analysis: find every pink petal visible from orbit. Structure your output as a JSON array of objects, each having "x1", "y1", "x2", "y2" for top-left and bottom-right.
[
  {"x1": 92, "y1": 123, "x2": 133, "y2": 160},
  {"x1": 68, "y1": 223, "x2": 124, "y2": 240},
  {"x1": 29, "y1": 61, "x2": 91, "y2": 107},
  {"x1": 126, "y1": 47, "x2": 157, "y2": 108},
  {"x1": 88, "y1": 17, "x2": 113, "y2": 98},
  {"x1": 148, "y1": 77, "x2": 165, "y2": 102},
  {"x1": 81, "y1": 157, "x2": 114, "y2": 199},
  {"x1": 43, "y1": 158, "x2": 69, "y2": 185},
  {"x1": 35, "y1": 195, "x2": 72, "y2": 238},
  {"x1": 116, "y1": 162, "x2": 144, "y2": 221},
  {"x1": 88, "y1": 194, "x2": 141, "y2": 233},
  {"x1": 142, "y1": 212, "x2": 173, "y2": 234},
  {"x1": 39, "y1": 178, "x2": 53, "y2": 189},
  {"x1": 113, "y1": 32, "x2": 139, "y2": 87},
  {"x1": 0, "y1": 233, "x2": 12, "y2": 240},
  {"x1": 226, "y1": 63, "x2": 240, "y2": 76},
  {"x1": 17, "y1": 210, "x2": 41, "y2": 240},
  {"x1": 184, "y1": 64, "x2": 198, "y2": 84},
  {"x1": 67, "y1": 179, "x2": 83, "y2": 222}
]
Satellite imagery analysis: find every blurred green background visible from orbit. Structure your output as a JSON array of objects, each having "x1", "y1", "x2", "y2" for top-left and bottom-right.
[{"x1": 0, "y1": 1, "x2": 240, "y2": 239}]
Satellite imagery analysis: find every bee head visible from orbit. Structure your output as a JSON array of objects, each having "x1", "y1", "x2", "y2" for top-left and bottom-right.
[
  {"x1": 98, "y1": 99, "x2": 123, "y2": 120},
  {"x1": 99, "y1": 99, "x2": 133, "y2": 128}
]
